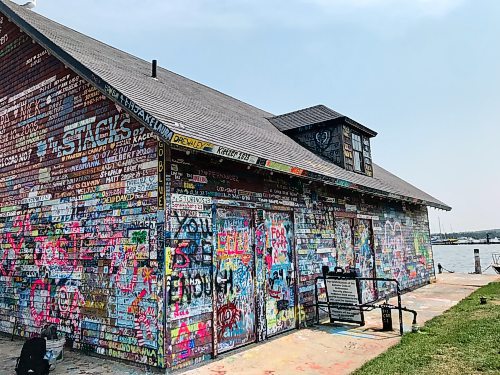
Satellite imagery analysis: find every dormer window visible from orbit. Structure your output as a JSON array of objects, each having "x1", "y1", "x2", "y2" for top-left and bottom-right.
[
  {"x1": 269, "y1": 105, "x2": 377, "y2": 177},
  {"x1": 351, "y1": 133, "x2": 364, "y2": 173}
]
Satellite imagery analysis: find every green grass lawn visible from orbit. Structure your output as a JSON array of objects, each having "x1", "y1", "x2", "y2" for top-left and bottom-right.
[{"x1": 354, "y1": 282, "x2": 500, "y2": 375}]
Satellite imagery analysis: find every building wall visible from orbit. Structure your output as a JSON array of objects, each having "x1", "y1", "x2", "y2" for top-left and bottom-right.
[
  {"x1": 0, "y1": 17, "x2": 165, "y2": 367},
  {"x1": 166, "y1": 151, "x2": 434, "y2": 369},
  {"x1": 290, "y1": 123, "x2": 344, "y2": 167},
  {"x1": 289, "y1": 123, "x2": 374, "y2": 177},
  {"x1": 0, "y1": 14, "x2": 434, "y2": 371}
]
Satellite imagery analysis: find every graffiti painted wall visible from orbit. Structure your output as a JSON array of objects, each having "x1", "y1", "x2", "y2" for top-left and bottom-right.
[
  {"x1": 0, "y1": 13, "x2": 435, "y2": 370},
  {"x1": 287, "y1": 122, "x2": 373, "y2": 177},
  {"x1": 295, "y1": 207, "x2": 335, "y2": 324},
  {"x1": 165, "y1": 150, "x2": 435, "y2": 369},
  {"x1": 166, "y1": 194, "x2": 213, "y2": 368},
  {"x1": 372, "y1": 205, "x2": 434, "y2": 294},
  {"x1": 354, "y1": 219, "x2": 376, "y2": 303},
  {"x1": 0, "y1": 17, "x2": 164, "y2": 366}
]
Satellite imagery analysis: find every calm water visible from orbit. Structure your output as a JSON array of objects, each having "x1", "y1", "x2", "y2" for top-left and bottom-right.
[{"x1": 432, "y1": 244, "x2": 500, "y2": 275}]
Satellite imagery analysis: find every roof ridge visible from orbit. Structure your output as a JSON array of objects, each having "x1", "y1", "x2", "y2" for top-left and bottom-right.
[{"x1": 268, "y1": 104, "x2": 339, "y2": 119}]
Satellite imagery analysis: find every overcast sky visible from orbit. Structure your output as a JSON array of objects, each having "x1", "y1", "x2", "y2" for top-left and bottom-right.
[{"x1": 16, "y1": 0, "x2": 499, "y2": 233}]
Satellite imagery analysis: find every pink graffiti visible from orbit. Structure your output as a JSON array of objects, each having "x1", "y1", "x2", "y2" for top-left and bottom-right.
[
  {"x1": 270, "y1": 225, "x2": 288, "y2": 263},
  {"x1": 197, "y1": 321, "x2": 209, "y2": 342},
  {"x1": 255, "y1": 224, "x2": 266, "y2": 256},
  {"x1": 177, "y1": 322, "x2": 192, "y2": 359},
  {"x1": 173, "y1": 302, "x2": 189, "y2": 319},
  {"x1": 34, "y1": 237, "x2": 69, "y2": 267},
  {"x1": 173, "y1": 242, "x2": 190, "y2": 269}
]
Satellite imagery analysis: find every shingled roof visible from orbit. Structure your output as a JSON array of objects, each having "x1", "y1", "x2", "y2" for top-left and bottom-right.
[
  {"x1": 0, "y1": 0, "x2": 451, "y2": 210},
  {"x1": 269, "y1": 104, "x2": 378, "y2": 137},
  {"x1": 269, "y1": 105, "x2": 344, "y2": 131}
]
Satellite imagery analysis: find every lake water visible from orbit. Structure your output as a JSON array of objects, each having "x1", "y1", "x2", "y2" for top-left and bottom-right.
[{"x1": 432, "y1": 244, "x2": 500, "y2": 275}]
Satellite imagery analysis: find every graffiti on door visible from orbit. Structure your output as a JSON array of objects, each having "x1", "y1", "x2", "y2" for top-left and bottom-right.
[
  {"x1": 335, "y1": 218, "x2": 354, "y2": 272},
  {"x1": 167, "y1": 195, "x2": 214, "y2": 367},
  {"x1": 354, "y1": 219, "x2": 376, "y2": 303},
  {"x1": 215, "y1": 208, "x2": 256, "y2": 353},
  {"x1": 265, "y1": 211, "x2": 296, "y2": 336}
]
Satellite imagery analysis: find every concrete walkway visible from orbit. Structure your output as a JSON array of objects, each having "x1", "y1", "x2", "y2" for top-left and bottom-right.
[{"x1": 0, "y1": 273, "x2": 498, "y2": 375}]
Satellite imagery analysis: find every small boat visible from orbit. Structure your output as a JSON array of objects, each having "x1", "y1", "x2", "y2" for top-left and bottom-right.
[{"x1": 493, "y1": 253, "x2": 500, "y2": 275}]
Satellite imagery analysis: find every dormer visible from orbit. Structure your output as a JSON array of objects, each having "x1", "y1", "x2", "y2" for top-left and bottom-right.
[{"x1": 269, "y1": 105, "x2": 377, "y2": 177}]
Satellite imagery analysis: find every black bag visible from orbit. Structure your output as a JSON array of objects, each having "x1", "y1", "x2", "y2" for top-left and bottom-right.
[{"x1": 15, "y1": 337, "x2": 50, "y2": 375}]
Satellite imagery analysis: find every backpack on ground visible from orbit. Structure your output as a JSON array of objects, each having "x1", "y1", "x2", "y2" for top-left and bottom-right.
[{"x1": 15, "y1": 337, "x2": 50, "y2": 375}]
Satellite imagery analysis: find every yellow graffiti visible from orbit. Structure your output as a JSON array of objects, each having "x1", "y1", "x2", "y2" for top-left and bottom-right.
[
  {"x1": 171, "y1": 134, "x2": 213, "y2": 151},
  {"x1": 165, "y1": 247, "x2": 172, "y2": 276}
]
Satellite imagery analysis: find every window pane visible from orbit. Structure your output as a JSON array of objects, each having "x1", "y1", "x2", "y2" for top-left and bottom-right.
[
  {"x1": 352, "y1": 133, "x2": 362, "y2": 151},
  {"x1": 354, "y1": 151, "x2": 362, "y2": 171}
]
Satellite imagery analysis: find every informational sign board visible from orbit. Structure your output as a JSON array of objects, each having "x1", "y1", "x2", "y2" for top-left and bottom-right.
[{"x1": 325, "y1": 277, "x2": 364, "y2": 324}]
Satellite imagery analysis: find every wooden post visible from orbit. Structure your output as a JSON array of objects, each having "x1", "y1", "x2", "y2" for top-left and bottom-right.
[{"x1": 474, "y1": 249, "x2": 481, "y2": 274}]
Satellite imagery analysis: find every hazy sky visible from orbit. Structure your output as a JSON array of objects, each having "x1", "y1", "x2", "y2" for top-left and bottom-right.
[{"x1": 14, "y1": 0, "x2": 499, "y2": 233}]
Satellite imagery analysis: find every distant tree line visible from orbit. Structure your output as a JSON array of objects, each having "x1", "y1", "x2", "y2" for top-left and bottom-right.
[{"x1": 431, "y1": 229, "x2": 500, "y2": 239}]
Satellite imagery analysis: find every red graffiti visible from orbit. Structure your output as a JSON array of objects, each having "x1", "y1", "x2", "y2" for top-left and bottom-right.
[
  {"x1": 135, "y1": 311, "x2": 155, "y2": 346},
  {"x1": 177, "y1": 322, "x2": 192, "y2": 359},
  {"x1": 128, "y1": 289, "x2": 147, "y2": 314},
  {"x1": 217, "y1": 230, "x2": 249, "y2": 256},
  {"x1": 197, "y1": 321, "x2": 209, "y2": 342},
  {"x1": 217, "y1": 302, "x2": 241, "y2": 340}
]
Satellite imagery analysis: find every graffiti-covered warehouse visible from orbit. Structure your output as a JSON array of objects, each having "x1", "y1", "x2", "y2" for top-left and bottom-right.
[{"x1": 0, "y1": 1, "x2": 450, "y2": 371}]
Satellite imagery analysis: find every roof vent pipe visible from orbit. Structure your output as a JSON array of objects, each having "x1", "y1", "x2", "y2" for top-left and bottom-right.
[
  {"x1": 152, "y1": 59, "x2": 157, "y2": 79},
  {"x1": 21, "y1": 0, "x2": 37, "y2": 9}
]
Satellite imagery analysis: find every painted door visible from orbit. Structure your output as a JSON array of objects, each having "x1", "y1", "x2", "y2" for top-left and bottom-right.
[
  {"x1": 335, "y1": 218, "x2": 355, "y2": 272},
  {"x1": 354, "y1": 219, "x2": 377, "y2": 303},
  {"x1": 264, "y1": 211, "x2": 296, "y2": 337},
  {"x1": 215, "y1": 208, "x2": 256, "y2": 353}
]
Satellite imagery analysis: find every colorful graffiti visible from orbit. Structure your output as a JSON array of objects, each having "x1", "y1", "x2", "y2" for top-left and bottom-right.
[
  {"x1": 354, "y1": 219, "x2": 376, "y2": 303},
  {"x1": 295, "y1": 209, "x2": 336, "y2": 323},
  {"x1": 265, "y1": 211, "x2": 296, "y2": 336},
  {"x1": 167, "y1": 194, "x2": 214, "y2": 367},
  {"x1": 0, "y1": 11, "x2": 437, "y2": 370},
  {"x1": 335, "y1": 218, "x2": 354, "y2": 272},
  {"x1": 374, "y1": 209, "x2": 435, "y2": 294},
  {"x1": 215, "y1": 208, "x2": 256, "y2": 352},
  {"x1": 0, "y1": 17, "x2": 163, "y2": 367}
]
